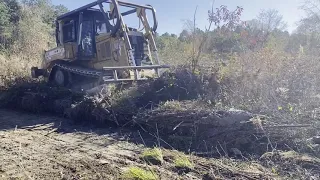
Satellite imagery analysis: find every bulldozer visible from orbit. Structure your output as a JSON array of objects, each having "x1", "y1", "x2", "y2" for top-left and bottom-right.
[{"x1": 31, "y1": 0, "x2": 169, "y2": 92}]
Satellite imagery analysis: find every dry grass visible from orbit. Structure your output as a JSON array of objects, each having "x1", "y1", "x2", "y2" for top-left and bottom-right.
[
  {"x1": 0, "y1": 53, "x2": 41, "y2": 87},
  {"x1": 0, "y1": 4, "x2": 54, "y2": 88},
  {"x1": 214, "y1": 47, "x2": 320, "y2": 122}
]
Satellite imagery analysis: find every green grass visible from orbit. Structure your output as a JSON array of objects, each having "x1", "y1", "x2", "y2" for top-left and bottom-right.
[
  {"x1": 142, "y1": 147, "x2": 163, "y2": 165},
  {"x1": 174, "y1": 155, "x2": 193, "y2": 170},
  {"x1": 121, "y1": 166, "x2": 159, "y2": 180}
]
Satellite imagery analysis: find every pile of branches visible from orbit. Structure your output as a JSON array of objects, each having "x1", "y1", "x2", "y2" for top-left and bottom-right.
[
  {"x1": 0, "y1": 82, "x2": 84, "y2": 114},
  {"x1": 63, "y1": 67, "x2": 219, "y2": 125},
  {"x1": 1, "y1": 68, "x2": 318, "y2": 157},
  {"x1": 133, "y1": 100, "x2": 320, "y2": 157},
  {"x1": 133, "y1": 100, "x2": 265, "y2": 156},
  {"x1": 0, "y1": 68, "x2": 219, "y2": 123}
]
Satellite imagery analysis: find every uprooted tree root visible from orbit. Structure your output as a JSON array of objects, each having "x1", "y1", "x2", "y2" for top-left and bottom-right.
[{"x1": 0, "y1": 68, "x2": 319, "y2": 159}]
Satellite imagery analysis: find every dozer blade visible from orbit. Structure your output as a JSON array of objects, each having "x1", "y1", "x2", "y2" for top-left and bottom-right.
[
  {"x1": 69, "y1": 65, "x2": 170, "y2": 95},
  {"x1": 83, "y1": 65, "x2": 169, "y2": 95},
  {"x1": 101, "y1": 65, "x2": 170, "y2": 83}
]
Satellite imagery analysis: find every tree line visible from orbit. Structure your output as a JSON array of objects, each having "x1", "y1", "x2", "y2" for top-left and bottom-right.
[
  {"x1": 0, "y1": 0, "x2": 319, "y2": 64},
  {"x1": 156, "y1": 1, "x2": 320, "y2": 70},
  {"x1": 0, "y1": 0, "x2": 68, "y2": 51}
]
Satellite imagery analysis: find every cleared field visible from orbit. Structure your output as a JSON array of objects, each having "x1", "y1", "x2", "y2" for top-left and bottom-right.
[{"x1": 1, "y1": 109, "x2": 320, "y2": 180}]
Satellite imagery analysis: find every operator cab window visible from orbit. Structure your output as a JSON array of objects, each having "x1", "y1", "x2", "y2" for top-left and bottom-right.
[
  {"x1": 96, "y1": 20, "x2": 109, "y2": 35},
  {"x1": 63, "y1": 20, "x2": 76, "y2": 43},
  {"x1": 81, "y1": 20, "x2": 94, "y2": 57}
]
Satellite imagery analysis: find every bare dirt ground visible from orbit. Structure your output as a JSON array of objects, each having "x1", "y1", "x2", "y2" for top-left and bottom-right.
[
  {"x1": 1, "y1": 109, "x2": 319, "y2": 180},
  {"x1": 0, "y1": 109, "x2": 209, "y2": 180},
  {"x1": 0, "y1": 109, "x2": 143, "y2": 179}
]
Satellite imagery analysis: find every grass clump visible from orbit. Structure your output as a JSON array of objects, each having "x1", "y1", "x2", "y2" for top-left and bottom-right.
[
  {"x1": 142, "y1": 148, "x2": 164, "y2": 165},
  {"x1": 174, "y1": 154, "x2": 194, "y2": 172},
  {"x1": 159, "y1": 100, "x2": 183, "y2": 111},
  {"x1": 121, "y1": 167, "x2": 158, "y2": 180}
]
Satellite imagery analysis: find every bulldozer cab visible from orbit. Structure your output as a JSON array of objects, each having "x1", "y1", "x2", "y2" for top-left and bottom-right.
[
  {"x1": 55, "y1": 0, "x2": 160, "y2": 66},
  {"x1": 56, "y1": 8, "x2": 105, "y2": 59}
]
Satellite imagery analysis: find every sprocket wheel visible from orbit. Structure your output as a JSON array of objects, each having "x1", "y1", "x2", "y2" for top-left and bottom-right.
[{"x1": 53, "y1": 68, "x2": 68, "y2": 87}]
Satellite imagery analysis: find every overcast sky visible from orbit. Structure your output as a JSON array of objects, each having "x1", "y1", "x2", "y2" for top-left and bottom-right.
[{"x1": 52, "y1": 0, "x2": 307, "y2": 35}]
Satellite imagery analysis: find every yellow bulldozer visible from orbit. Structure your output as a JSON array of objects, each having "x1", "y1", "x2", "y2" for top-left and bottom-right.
[{"x1": 31, "y1": 0, "x2": 169, "y2": 91}]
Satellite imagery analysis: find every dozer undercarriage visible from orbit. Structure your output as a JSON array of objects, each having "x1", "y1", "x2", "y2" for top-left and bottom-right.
[{"x1": 31, "y1": 0, "x2": 169, "y2": 92}]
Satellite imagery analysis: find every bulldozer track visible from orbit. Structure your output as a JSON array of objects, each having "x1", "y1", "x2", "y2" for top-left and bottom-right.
[{"x1": 54, "y1": 63, "x2": 103, "y2": 78}]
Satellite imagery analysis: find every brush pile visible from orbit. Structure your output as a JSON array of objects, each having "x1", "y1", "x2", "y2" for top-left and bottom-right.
[
  {"x1": 0, "y1": 68, "x2": 217, "y2": 120},
  {"x1": 134, "y1": 100, "x2": 320, "y2": 157},
  {"x1": 0, "y1": 68, "x2": 319, "y2": 157},
  {"x1": 133, "y1": 100, "x2": 261, "y2": 155}
]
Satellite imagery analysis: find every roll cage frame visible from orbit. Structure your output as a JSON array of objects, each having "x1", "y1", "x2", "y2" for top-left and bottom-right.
[{"x1": 55, "y1": 0, "x2": 158, "y2": 55}]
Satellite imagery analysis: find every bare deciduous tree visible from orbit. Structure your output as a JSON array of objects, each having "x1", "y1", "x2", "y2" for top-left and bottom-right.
[
  {"x1": 298, "y1": 0, "x2": 320, "y2": 33},
  {"x1": 256, "y1": 9, "x2": 287, "y2": 32},
  {"x1": 245, "y1": 9, "x2": 287, "y2": 48},
  {"x1": 185, "y1": 3, "x2": 244, "y2": 74}
]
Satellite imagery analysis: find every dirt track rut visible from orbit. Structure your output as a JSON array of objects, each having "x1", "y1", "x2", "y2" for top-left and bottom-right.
[{"x1": 0, "y1": 109, "x2": 147, "y2": 179}]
